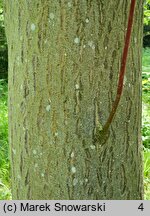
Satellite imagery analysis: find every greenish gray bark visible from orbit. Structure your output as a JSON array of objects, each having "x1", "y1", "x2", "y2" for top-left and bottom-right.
[{"x1": 4, "y1": 0, "x2": 143, "y2": 199}]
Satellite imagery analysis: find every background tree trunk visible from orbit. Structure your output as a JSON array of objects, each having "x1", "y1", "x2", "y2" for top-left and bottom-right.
[{"x1": 4, "y1": 0, "x2": 143, "y2": 199}]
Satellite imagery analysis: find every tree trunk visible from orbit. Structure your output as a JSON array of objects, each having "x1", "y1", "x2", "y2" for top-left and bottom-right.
[{"x1": 4, "y1": 0, "x2": 144, "y2": 199}]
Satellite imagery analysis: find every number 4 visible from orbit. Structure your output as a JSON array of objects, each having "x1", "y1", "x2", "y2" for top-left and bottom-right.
[{"x1": 138, "y1": 203, "x2": 144, "y2": 211}]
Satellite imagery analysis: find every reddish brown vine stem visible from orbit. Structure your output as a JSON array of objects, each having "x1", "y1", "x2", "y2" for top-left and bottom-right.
[{"x1": 102, "y1": 0, "x2": 136, "y2": 132}]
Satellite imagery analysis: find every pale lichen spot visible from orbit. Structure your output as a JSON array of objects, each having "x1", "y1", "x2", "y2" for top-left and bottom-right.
[
  {"x1": 71, "y1": 166, "x2": 76, "y2": 173},
  {"x1": 73, "y1": 178, "x2": 78, "y2": 186},
  {"x1": 123, "y1": 75, "x2": 127, "y2": 85},
  {"x1": 20, "y1": 84, "x2": 23, "y2": 90},
  {"x1": 88, "y1": 41, "x2": 93, "y2": 47},
  {"x1": 74, "y1": 37, "x2": 80, "y2": 44},
  {"x1": 83, "y1": 45, "x2": 86, "y2": 48},
  {"x1": 88, "y1": 41, "x2": 95, "y2": 49},
  {"x1": 64, "y1": 120, "x2": 68, "y2": 125},
  {"x1": 54, "y1": 132, "x2": 58, "y2": 137},
  {"x1": 12, "y1": 148, "x2": 16, "y2": 155},
  {"x1": 68, "y1": 2, "x2": 72, "y2": 8},
  {"x1": 105, "y1": 46, "x2": 107, "y2": 50},
  {"x1": 46, "y1": 104, "x2": 51, "y2": 112},
  {"x1": 71, "y1": 152, "x2": 74, "y2": 158},
  {"x1": 90, "y1": 145, "x2": 96, "y2": 150},
  {"x1": 31, "y1": 23, "x2": 36, "y2": 31},
  {"x1": 17, "y1": 175, "x2": 21, "y2": 180},
  {"x1": 85, "y1": 18, "x2": 89, "y2": 23},
  {"x1": 134, "y1": 37, "x2": 137, "y2": 43},
  {"x1": 35, "y1": 163, "x2": 38, "y2": 168},
  {"x1": 33, "y1": 149, "x2": 37, "y2": 155},
  {"x1": 49, "y1": 13, "x2": 55, "y2": 20},
  {"x1": 41, "y1": 173, "x2": 45, "y2": 177},
  {"x1": 75, "y1": 84, "x2": 79, "y2": 90}
]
